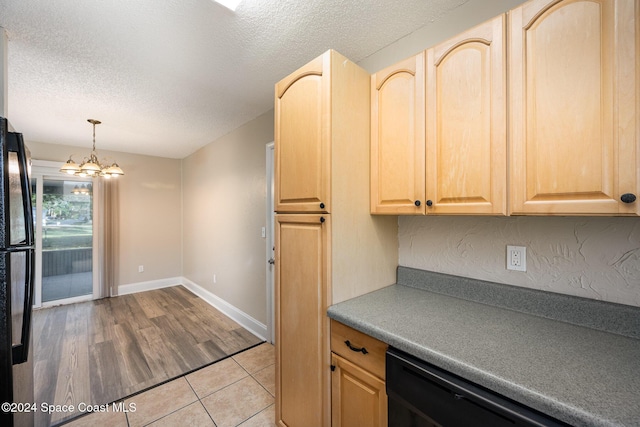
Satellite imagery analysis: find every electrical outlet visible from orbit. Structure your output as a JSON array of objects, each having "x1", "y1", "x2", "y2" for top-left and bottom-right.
[
  {"x1": 138, "y1": 265, "x2": 144, "y2": 273},
  {"x1": 213, "y1": 274, "x2": 217, "y2": 284},
  {"x1": 507, "y1": 246, "x2": 526, "y2": 272}
]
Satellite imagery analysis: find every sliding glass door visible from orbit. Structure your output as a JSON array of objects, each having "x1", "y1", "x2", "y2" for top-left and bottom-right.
[{"x1": 32, "y1": 174, "x2": 96, "y2": 306}]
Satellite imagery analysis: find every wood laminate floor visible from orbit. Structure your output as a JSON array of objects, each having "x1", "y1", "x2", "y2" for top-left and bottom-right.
[{"x1": 32, "y1": 286, "x2": 262, "y2": 427}]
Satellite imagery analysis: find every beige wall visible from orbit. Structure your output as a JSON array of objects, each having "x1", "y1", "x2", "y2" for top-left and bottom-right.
[
  {"x1": 26, "y1": 140, "x2": 183, "y2": 289},
  {"x1": 182, "y1": 110, "x2": 274, "y2": 325},
  {"x1": 361, "y1": 0, "x2": 640, "y2": 308}
]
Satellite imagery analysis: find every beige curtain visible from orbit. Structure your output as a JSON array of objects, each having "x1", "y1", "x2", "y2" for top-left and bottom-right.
[{"x1": 96, "y1": 179, "x2": 120, "y2": 298}]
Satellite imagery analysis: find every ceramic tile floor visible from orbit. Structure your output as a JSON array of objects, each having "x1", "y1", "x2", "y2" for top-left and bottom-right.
[{"x1": 63, "y1": 343, "x2": 276, "y2": 427}]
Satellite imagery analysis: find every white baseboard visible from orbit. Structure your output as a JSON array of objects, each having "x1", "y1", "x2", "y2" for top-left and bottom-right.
[
  {"x1": 117, "y1": 277, "x2": 182, "y2": 296},
  {"x1": 180, "y1": 277, "x2": 267, "y2": 341}
]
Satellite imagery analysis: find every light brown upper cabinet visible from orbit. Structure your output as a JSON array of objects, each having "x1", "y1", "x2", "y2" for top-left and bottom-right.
[
  {"x1": 275, "y1": 54, "x2": 330, "y2": 213},
  {"x1": 426, "y1": 14, "x2": 507, "y2": 215},
  {"x1": 509, "y1": 0, "x2": 638, "y2": 215},
  {"x1": 371, "y1": 15, "x2": 507, "y2": 215},
  {"x1": 371, "y1": 53, "x2": 426, "y2": 214}
]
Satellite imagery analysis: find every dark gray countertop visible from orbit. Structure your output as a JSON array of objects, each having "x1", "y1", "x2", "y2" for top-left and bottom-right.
[{"x1": 327, "y1": 268, "x2": 640, "y2": 427}]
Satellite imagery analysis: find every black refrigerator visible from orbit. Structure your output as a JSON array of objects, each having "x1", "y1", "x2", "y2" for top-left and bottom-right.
[{"x1": 0, "y1": 116, "x2": 35, "y2": 427}]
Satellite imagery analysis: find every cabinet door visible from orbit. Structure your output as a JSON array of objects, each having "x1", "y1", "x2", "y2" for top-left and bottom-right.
[
  {"x1": 275, "y1": 54, "x2": 330, "y2": 213},
  {"x1": 371, "y1": 53, "x2": 426, "y2": 214},
  {"x1": 425, "y1": 15, "x2": 507, "y2": 215},
  {"x1": 331, "y1": 353, "x2": 387, "y2": 427},
  {"x1": 509, "y1": 0, "x2": 638, "y2": 215},
  {"x1": 275, "y1": 214, "x2": 330, "y2": 427}
]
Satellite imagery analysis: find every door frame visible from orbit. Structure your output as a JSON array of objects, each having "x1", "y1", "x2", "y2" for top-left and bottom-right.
[{"x1": 266, "y1": 142, "x2": 275, "y2": 344}]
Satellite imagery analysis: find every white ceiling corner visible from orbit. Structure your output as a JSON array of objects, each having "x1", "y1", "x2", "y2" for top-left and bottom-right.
[{"x1": 0, "y1": 0, "x2": 468, "y2": 159}]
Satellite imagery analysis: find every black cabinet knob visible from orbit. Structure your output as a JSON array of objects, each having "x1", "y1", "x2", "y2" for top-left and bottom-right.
[
  {"x1": 621, "y1": 193, "x2": 637, "y2": 204},
  {"x1": 414, "y1": 200, "x2": 421, "y2": 207},
  {"x1": 320, "y1": 202, "x2": 325, "y2": 209},
  {"x1": 426, "y1": 200, "x2": 433, "y2": 207},
  {"x1": 320, "y1": 217, "x2": 326, "y2": 223}
]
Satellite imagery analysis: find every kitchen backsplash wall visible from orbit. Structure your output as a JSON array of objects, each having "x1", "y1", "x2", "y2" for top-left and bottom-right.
[{"x1": 398, "y1": 216, "x2": 640, "y2": 308}]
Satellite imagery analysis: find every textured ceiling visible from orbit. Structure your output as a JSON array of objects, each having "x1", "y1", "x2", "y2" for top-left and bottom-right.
[{"x1": 0, "y1": 0, "x2": 467, "y2": 159}]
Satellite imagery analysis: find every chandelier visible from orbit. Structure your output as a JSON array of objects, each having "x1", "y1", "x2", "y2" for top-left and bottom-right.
[
  {"x1": 72, "y1": 183, "x2": 92, "y2": 195},
  {"x1": 60, "y1": 119, "x2": 124, "y2": 178}
]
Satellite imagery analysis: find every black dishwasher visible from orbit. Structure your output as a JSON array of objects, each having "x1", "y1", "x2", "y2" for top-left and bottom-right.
[{"x1": 386, "y1": 348, "x2": 569, "y2": 427}]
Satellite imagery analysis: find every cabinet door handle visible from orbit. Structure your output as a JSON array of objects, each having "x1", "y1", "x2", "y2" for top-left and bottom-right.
[
  {"x1": 344, "y1": 340, "x2": 368, "y2": 355},
  {"x1": 414, "y1": 200, "x2": 421, "y2": 207},
  {"x1": 320, "y1": 216, "x2": 326, "y2": 223},
  {"x1": 426, "y1": 200, "x2": 433, "y2": 207},
  {"x1": 320, "y1": 202, "x2": 325, "y2": 209},
  {"x1": 621, "y1": 193, "x2": 637, "y2": 204}
]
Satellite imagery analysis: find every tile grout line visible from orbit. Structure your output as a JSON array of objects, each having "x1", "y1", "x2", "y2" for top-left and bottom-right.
[
  {"x1": 141, "y1": 344, "x2": 275, "y2": 427},
  {"x1": 251, "y1": 363, "x2": 276, "y2": 398},
  {"x1": 232, "y1": 353, "x2": 276, "y2": 426},
  {"x1": 136, "y1": 389, "x2": 211, "y2": 427},
  {"x1": 183, "y1": 373, "x2": 219, "y2": 427}
]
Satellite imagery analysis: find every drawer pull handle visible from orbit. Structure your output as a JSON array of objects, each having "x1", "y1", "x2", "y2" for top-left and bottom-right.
[{"x1": 344, "y1": 340, "x2": 368, "y2": 355}]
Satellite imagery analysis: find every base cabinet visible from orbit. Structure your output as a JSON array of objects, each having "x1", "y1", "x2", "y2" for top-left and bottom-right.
[
  {"x1": 331, "y1": 354, "x2": 387, "y2": 427},
  {"x1": 331, "y1": 320, "x2": 387, "y2": 427}
]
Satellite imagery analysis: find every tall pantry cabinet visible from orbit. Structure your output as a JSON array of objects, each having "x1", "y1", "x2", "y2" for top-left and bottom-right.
[{"x1": 274, "y1": 50, "x2": 398, "y2": 427}]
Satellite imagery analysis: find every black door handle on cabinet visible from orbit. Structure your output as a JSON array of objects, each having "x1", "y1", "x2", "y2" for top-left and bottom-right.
[
  {"x1": 414, "y1": 200, "x2": 421, "y2": 207},
  {"x1": 426, "y1": 200, "x2": 433, "y2": 207},
  {"x1": 344, "y1": 340, "x2": 368, "y2": 355},
  {"x1": 320, "y1": 217, "x2": 326, "y2": 223},
  {"x1": 621, "y1": 193, "x2": 637, "y2": 204},
  {"x1": 320, "y1": 202, "x2": 325, "y2": 209}
]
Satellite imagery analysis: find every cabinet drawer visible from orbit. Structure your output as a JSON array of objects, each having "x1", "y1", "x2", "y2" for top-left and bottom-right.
[{"x1": 330, "y1": 320, "x2": 387, "y2": 379}]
